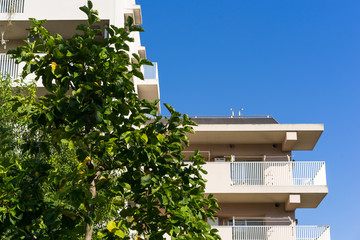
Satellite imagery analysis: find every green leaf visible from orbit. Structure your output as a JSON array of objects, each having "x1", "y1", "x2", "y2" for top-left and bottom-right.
[
  {"x1": 79, "y1": 6, "x2": 90, "y2": 15},
  {"x1": 87, "y1": 0, "x2": 93, "y2": 9},
  {"x1": 126, "y1": 16, "x2": 134, "y2": 26},
  {"x1": 9, "y1": 215, "x2": 16, "y2": 225},
  {"x1": 53, "y1": 48, "x2": 64, "y2": 59},
  {"x1": 46, "y1": 112, "x2": 54, "y2": 122},
  {"x1": 164, "y1": 103, "x2": 175, "y2": 114},
  {"x1": 141, "y1": 174, "x2": 152, "y2": 186},
  {"x1": 99, "y1": 49, "x2": 108, "y2": 59},
  {"x1": 16, "y1": 204, "x2": 25, "y2": 211},
  {"x1": 114, "y1": 229, "x2": 125, "y2": 238},
  {"x1": 107, "y1": 221, "x2": 117, "y2": 233},
  {"x1": 156, "y1": 134, "x2": 165, "y2": 141},
  {"x1": 104, "y1": 107, "x2": 112, "y2": 115},
  {"x1": 129, "y1": 25, "x2": 144, "y2": 32},
  {"x1": 65, "y1": 125, "x2": 73, "y2": 132},
  {"x1": 133, "y1": 70, "x2": 144, "y2": 80},
  {"x1": 140, "y1": 134, "x2": 148, "y2": 143},
  {"x1": 151, "y1": 186, "x2": 161, "y2": 194},
  {"x1": 68, "y1": 140, "x2": 75, "y2": 150},
  {"x1": 95, "y1": 111, "x2": 103, "y2": 122}
]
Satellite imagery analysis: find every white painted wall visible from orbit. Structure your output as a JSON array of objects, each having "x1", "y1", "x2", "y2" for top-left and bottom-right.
[{"x1": 215, "y1": 226, "x2": 232, "y2": 239}]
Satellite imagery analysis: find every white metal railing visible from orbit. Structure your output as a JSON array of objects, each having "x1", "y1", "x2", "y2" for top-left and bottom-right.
[
  {"x1": 0, "y1": 0, "x2": 25, "y2": 13},
  {"x1": 1, "y1": 53, "x2": 47, "y2": 87},
  {"x1": 231, "y1": 226, "x2": 330, "y2": 240},
  {"x1": 0, "y1": 53, "x2": 19, "y2": 78},
  {"x1": 231, "y1": 161, "x2": 327, "y2": 186}
]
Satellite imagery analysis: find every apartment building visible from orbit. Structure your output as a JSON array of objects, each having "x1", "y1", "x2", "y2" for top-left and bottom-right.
[
  {"x1": 0, "y1": 0, "x2": 159, "y2": 103},
  {"x1": 0, "y1": 0, "x2": 330, "y2": 239},
  {"x1": 184, "y1": 116, "x2": 330, "y2": 239}
]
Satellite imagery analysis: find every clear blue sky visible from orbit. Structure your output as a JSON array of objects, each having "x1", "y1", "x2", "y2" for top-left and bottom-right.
[{"x1": 138, "y1": 0, "x2": 360, "y2": 239}]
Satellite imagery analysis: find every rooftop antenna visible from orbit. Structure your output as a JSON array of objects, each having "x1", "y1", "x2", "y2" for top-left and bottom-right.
[
  {"x1": 239, "y1": 108, "x2": 244, "y2": 117},
  {"x1": 1, "y1": 32, "x2": 8, "y2": 49},
  {"x1": 230, "y1": 108, "x2": 234, "y2": 118}
]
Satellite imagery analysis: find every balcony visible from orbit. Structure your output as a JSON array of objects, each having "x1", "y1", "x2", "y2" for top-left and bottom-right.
[
  {"x1": 0, "y1": 53, "x2": 43, "y2": 86},
  {"x1": 0, "y1": 0, "x2": 114, "y2": 21},
  {"x1": 203, "y1": 161, "x2": 328, "y2": 208},
  {"x1": 216, "y1": 225, "x2": 331, "y2": 240},
  {"x1": 0, "y1": 1, "x2": 123, "y2": 46},
  {"x1": 134, "y1": 62, "x2": 160, "y2": 103},
  {"x1": 0, "y1": 53, "x2": 160, "y2": 104}
]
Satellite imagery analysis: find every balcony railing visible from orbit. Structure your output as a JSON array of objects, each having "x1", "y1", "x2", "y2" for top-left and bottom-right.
[
  {"x1": 230, "y1": 161, "x2": 327, "y2": 186},
  {"x1": 0, "y1": 53, "x2": 45, "y2": 85},
  {"x1": 0, "y1": 54, "x2": 18, "y2": 79},
  {"x1": 0, "y1": 0, "x2": 25, "y2": 13},
  {"x1": 1, "y1": 53, "x2": 154, "y2": 83},
  {"x1": 143, "y1": 62, "x2": 158, "y2": 80},
  {"x1": 227, "y1": 225, "x2": 331, "y2": 240}
]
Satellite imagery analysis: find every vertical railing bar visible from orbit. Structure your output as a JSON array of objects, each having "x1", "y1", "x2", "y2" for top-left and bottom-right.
[
  {"x1": 15, "y1": 58, "x2": 18, "y2": 78},
  {"x1": 6, "y1": 55, "x2": 9, "y2": 76},
  {"x1": 250, "y1": 162, "x2": 252, "y2": 185},
  {"x1": 8, "y1": 55, "x2": 12, "y2": 77},
  {"x1": 7, "y1": 54, "x2": 10, "y2": 77}
]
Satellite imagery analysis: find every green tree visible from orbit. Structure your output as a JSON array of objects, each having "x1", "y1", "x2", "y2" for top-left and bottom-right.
[{"x1": 1, "y1": 1, "x2": 219, "y2": 239}]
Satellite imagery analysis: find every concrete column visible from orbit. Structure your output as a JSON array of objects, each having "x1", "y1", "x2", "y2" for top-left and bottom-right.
[
  {"x1": 282, "y1": 132, "x2": 297, "y2": 151},
  {"x1": 285, "y1": 194, "x2": 301, "y2": 211}
]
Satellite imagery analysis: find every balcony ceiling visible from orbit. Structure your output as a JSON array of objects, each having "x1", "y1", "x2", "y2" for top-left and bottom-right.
[
  {"x1": 208, "y1": 185, "x2": 328, "y2": 208},
  {"x1": 188, "y1": 124, "x2": 324, "y2": 150}
]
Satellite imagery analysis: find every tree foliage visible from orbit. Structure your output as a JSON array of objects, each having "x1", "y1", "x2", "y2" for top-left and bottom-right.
[{"x1": 0, "y1": 1, "x2": 219, "y2": 239}]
